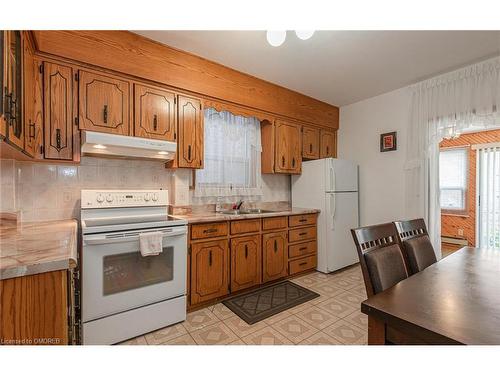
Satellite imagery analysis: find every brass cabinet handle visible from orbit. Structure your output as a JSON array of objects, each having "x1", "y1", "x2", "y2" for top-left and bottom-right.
[
  {"x1": 299, "y1": 218, "x2": 307, "y2": 222},
  {"x1": 299, "y1": 232, "x2": 307, "y2": 236},
  {"x1": 309, "y1": 144, "x2": 312, "y2": 153},
  {"x1": 4, "y1": 92, "x2": 12, "y2": 118},
  {"x1": 153, "y1": 114, "x2": 158, "y2": 131},
  {"x1": 209, "y1": 250, "x2": 212, "y2": 266},
  {"x1": 299, "y1": 262, "x2": 308, "y2": 267},
  {"x1": 103, "y1": 105, "x2": 108, "y2": 124},
  {"x1": 188, "y1": 145, "x2": 192, "y2": 160},
  {"x1": 29, "y1": 123, "x2": 36, "y2": 139},
  {"x1": 274, "y1": 239, "x2": 278, "y2": 252},
  {"x1": 203, "y1": 228, "x2": 217, "y2": 234},
  {"x1": 292, "y1": 158, "x2": 296, "y2": 168},
  {"x1": 56, "y1": 129, "x2": 62, "y2": 150},
  {"x1": 282, "y1": 156, "x2": 285, "y2": 167},
  {"x1": 245, "y1": 244, "x2": 248, "y2": 259},
  {"x1": 299, "y1": 247, "x2": 307, "y2": 251},
  {"x1": 326, "y1": 146, "x2": 329, "y2": 155}
]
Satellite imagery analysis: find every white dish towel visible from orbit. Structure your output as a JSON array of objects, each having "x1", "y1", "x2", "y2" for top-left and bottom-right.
[{"x1": 139, "y1": 232, "x2": 163, "y2": 256}]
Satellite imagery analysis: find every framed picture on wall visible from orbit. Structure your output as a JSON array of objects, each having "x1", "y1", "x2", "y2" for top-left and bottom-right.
[{"x1": 380, "y1": 131, "x2": 397, "y2": 152}]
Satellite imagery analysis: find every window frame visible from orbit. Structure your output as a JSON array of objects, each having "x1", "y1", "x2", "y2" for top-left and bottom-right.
[{"x1": 439, "y1": 146, "x2": 469, "y2": 216}]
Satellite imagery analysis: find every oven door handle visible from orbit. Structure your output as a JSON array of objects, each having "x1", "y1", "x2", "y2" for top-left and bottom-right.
[{"x1": 84, "y1": 230, "x2": 186, "y2": 245}]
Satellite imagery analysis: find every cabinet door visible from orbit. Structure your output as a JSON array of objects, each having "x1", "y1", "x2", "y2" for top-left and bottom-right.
[
  {"x1": 320, "y1": 129, "x2": 336, "y2": 158},
  {"x1": 177, "y1": 95, "x2": 203, "y2": 168},
  {"x1": 302, "y1": 126, "x2": 320, "y2": 159},
  {"x1": 23, "y1": 35, "x2": 43, "y2": 158},
  {"x1": 78, "y1": 70, "x2": 130, "y2": 135},
  {"x1": 134, "y1": 84, "x2": 176, "y2": 141},
  {"x1": 190, "y1": 239, "x2": 229, "y2": 305},
  {"x1": 44, "y1": 62, "x2": 73, "y2": 160},
  {"x1": 0, "y1": 31, "x2": 6, "y2": 138},
  {"x1": 231, "y1": 235, "x2": 262, "y2": 292},
  {"x1": 275, "y1": 120, "x2": 301, "y2": 174},
  {"x1": 262, "y1": 231, "x2": 288, "y2": 283},
  {"x1": 5, "y1": 31, "x2": 23, "y2": 149}
]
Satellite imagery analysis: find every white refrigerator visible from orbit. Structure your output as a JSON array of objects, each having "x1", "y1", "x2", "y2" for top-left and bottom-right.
[{"x1": 292, "y1": 158, "x2": 359, "y2": 273}]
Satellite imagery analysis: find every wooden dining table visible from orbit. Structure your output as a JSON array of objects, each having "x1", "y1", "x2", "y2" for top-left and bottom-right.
[{"x1": 361, "y1": 246, "x2": 500, "y2": 345}]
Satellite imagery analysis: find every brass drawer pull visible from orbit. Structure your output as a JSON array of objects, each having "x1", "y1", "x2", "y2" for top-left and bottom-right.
[
  {"x1": 299, "y1": 232, "x2": 307, "y2": 236},
  {"x1": 203, "y1": 228, "x2": 218, "y2": 234},
  {"x1": 29, "y1": 123, "x2": 36, "y2": 138},
  {"x1": 299, "y1": 218, "x2": 307, "y2": 223},
  {"x1": 299, "y1": 262, "x2": 308, "y2": 267},
  {"x1": 299, "y1": 247, "x2": 308, "y2": 251}
]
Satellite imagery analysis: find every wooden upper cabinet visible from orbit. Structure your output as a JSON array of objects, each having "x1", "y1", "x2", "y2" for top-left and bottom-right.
[
  {"x1": 190, "y1": 239, "x2": 229, "y2": 305},
  {"x1": 43, "y1": 62, "x2": 74, "y2": 160},
  {"x1": 274, "y1": 120, "x2": 301, "y2": 174},
  {"x1": 230, "y1": 235, "x2": 262, "y2": 292},
  {"x1": 320, "y1": 129, "x2": 336, "y2": 158},
  {"x1": 0, "y1": 31, "x2": 6, "y2": 138},
  {"x1": 262, "y1": 231, "x2": 288, "y2": 283},
  {"x1": 134, "y1": 84, "x2": 176, "y2": 141},
  {"x1": 177, "y1": 95, "x2": 203, "y2": 168},
  {"x1": 302, "y1": 126, "x2": 320, "y2": 160},
  {"x1": 23, "y1": 34, "x2": 43, "y2": 158},
  {"x1": 78, "y1": 70, "x2": 130, "y2": 136}
]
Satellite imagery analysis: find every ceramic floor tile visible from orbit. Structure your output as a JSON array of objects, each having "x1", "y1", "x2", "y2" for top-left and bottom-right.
[
  {"x1": 242, "y1": 326, "x2": 293, "y2": 345},
  {"x1": 145, "y1": 323, "x2": 188, "y2": 345},
  {"x1": 182, "y1": 308, "x2": 220, "y2": 332},
  {"x1": 272, "y1": 315, "x2": 319, "y2": 344},
  {"x1": 227, "y1": 339, "x2": 246, "y2": 345},
  {"x1": 308, "y1": 292, "x2": 332, "y2": 305},
  {"x1": 160, "y1": 333, "x2": 197, "y2": 345},
  {"x1": 316, "y1": 297, "x2": 358, "y2": 318},
  {"x1": 323, "y1": 320, "x2": 368, "y2": 345},
  {"x1": 223, "y1": 315, "x2": 269, "y2": 338},
  {"x1": 329, "y1": 277, "x2": 361, "y2": 291},
  {"x1": 286, "y1": 301, "x2": 316, "y2": 315},
  {"x1": 291, "y1": 275, "x2": 324, "y2": 288},
  {"x1": 190, "y1": 322, "x2": 238, "y2": 345},
  {"x1": 297, "y1": 331, "x2": 343, "y2": 345},
  {"x1": 309, "y1": 281, "x2": 345, "y2": 297},
  {"x1": 293, "y1": 305, "x2": 340, "y2": 330},
  {"x1": 335, "y1": 291, "x2": 366, "y2": 308},
  {"x1": 211, "y1": 303, "x2": 237, "y2": 320},
  {"x1": 343, "y1": 311, "x2": 368, "y2": 331},
  {"x1": 262, "y1": 309, "x2": 293, "y2": 325},
  {"x1": 117, "y1": 336, "x2": 148, "y2": 345},
  {"x1": 348, "y1": 284, "x2": 368, "y2": 298}
]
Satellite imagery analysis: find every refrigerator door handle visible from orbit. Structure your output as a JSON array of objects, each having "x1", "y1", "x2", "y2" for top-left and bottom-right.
[
  {"x1": 329, "y1": 163, "x2": 336, "y2": 192},
  {"x1": 330, "y1": 194, "x2": 336, "y2": 230}
]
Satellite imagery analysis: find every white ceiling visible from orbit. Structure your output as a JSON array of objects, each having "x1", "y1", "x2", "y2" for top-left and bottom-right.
[{"x1": 134, "y1": 31, "x2": 500, "y2": 106}]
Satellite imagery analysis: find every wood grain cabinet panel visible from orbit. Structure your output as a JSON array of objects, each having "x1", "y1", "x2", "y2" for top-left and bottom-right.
[
  {"x1": 22, "y1": 34, "x2": 43, "y2": 158},
  {"x1": 262, "y1": 216, "x2": 287, "y2": 231},
  {"x1": 190, "y1": 239, "x2": 229, "y2": 305},
  {"x1": 230, "y1": 235, "x2": 262, "y2": 292},
  {"x1": 43, "y1": 62, "x2": 74, "y2": 160},
  {"x1": 302, "y1": 126, "x2": 320, "y2": 159},
  {"x1": 177, "y1": 95, "x2": 203, "y2": 168},
  {"x1": 191, "y1": 222, "x2": 228, "y2": 240},
  {"x1": 289, "y1": 240, "x2": 317, "y2": 258},
  {"x1": 78, "y1": 70, "x2": 130, "y2": 135},
  {"x1": 320, "y1": 129, "x2": 336, "y2": 158},
  {"x1": 230, "y1": 219, "x2": 260, "y2": 235},
  {"x1": 134, "y1": 83, "x2": 176, "y2": 141},
  {"x1": 262, "y1": 231, "x2": 288, "y2": 283},
  {"x1": 289, "y1": 214, "x2": 317, "y2": 227},
  {"x1": 289, "y1": 255, "x2": 317, "y2": 275},
  {"x1": 289, "y1": 226, "x2": 316, "y2": 243},
  {"x1": 0, "y1": 31, "x2": 6, "y2": 138},
  {"x1": 274, "y1": 120, "x2": 301, "y2": 174},
  {"x1": 0, "y1": 270, "x2": 68, "y2": 345}
]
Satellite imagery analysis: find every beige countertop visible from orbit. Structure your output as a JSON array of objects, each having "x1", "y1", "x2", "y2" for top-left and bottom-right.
[
  {"x1": 172, "y1": 207, "x2": 320, "y2": 224},
  {"x1": 0, "y1": 219, "x2": 78, "y2": 280}
]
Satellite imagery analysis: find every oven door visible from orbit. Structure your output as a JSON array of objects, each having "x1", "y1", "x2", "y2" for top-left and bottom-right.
[{"x1": 82, "y1": 225, "x2": 187, "y2": 322}]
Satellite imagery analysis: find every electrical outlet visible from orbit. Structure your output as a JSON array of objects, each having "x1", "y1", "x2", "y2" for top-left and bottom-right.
[{"x1": 458, "y1": 228, "x2": 464, "y2": 237}]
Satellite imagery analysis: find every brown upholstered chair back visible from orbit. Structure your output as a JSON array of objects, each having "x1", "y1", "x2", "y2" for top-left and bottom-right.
[
  {"x1": 351, "y1": 223, "x2": 409, "y2": 297},
  {"x1": 394, "y1": 218, "x2": 437, "y2": 275}
]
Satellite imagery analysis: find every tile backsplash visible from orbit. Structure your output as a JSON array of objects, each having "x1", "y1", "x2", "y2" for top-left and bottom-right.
[{"x1": 0, "y1": 157, "x2": 291, "y2": 222}]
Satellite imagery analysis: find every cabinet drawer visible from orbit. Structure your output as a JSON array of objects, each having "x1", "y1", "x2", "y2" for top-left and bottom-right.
[
  {"x1": 289, "y1": 241, "x2": 317, "y2": 259},
  {"x1": 191, "y1": 222, "x2": 228, "y2": 240},
  {"x1": 289, "y1": 226, "x2": 316, "y2": 243},
  {"x1": 262, "y1": 216, "x2": 287, "y2": 231},
  {"x1": 230, "y1": 219, "x2": 261, "y2": 235},
  {"x1": 289, "y1": 255, "x2": 317, "y2": 275},
  {"x1": 289, "y1": 214, "x2": 317, "y2": 227}
]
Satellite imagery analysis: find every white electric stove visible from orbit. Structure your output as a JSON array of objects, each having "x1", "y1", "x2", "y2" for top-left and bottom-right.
[{"x1": 80, "y1": 189, "x2": 188, "y2": 345}]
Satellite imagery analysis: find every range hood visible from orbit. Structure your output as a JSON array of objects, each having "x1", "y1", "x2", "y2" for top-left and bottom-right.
[{"x1": 81, "y1": 131, "x2": 176, "y2": 161}]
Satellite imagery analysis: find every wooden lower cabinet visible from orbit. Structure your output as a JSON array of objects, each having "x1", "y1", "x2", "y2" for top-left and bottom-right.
[
  {"x1": 230, "y1": 235, "x2": 262, "y2": 292},
  {"x1": 262, "y1": 231, "x2": 288, "y2": 283},
  {"x1": 0, "y1": 269, "x2": 75, "y2": 345},
  {"x1": 190, "y1": 239, "x2": 229, "y2": 305}
]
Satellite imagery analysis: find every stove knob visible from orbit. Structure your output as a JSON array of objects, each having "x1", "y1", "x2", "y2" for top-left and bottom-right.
[
  {"x1": 96, "y1": 194, "x2": 104, "y2": 203},
  {"x1": 106, "y1": 194, "x2": 114, "y2": 203},
  {"x1": 144, "y1": 193, "x2": 151, "y2": 201},
  {"x1": 152, "y1": 193, "x2": 158, "y2": 202}
]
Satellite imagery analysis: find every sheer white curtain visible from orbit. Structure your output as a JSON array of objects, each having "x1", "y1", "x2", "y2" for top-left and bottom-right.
[
  {"x1": 476, "y1": 144, "x2": 500, "y2": 249},
  {"x1": 195, "y1": 108, "x2": 262, "y2": 198},
  {"x1": 406, "y1": 56, "x2": 500, "y2": 255}
]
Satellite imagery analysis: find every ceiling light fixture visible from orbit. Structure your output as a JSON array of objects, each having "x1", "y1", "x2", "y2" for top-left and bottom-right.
[
  {"x1": 295, "y1": 30, "x2": 315, "y2": 40},
  {"x1": 266, "y1": 30, "x2": 286, "y2": 47}
]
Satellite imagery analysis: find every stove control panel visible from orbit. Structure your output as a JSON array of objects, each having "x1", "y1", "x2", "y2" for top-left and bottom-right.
[{"x1": 81, "y1": 190, "x2": 168, "y2": 208}]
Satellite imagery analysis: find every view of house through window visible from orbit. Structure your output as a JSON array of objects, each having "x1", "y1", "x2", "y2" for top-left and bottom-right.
[{"x1": 439, "y1": 147, "x2": 468, "y2": 214}]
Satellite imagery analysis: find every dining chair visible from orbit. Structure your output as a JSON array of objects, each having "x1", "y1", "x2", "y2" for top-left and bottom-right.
[
  {"x1": 394, "y1": 218, "x2": 437, "y2": 275},
  {"x1": 351, "y1": 223, "x2": 409, "y2": 297}
]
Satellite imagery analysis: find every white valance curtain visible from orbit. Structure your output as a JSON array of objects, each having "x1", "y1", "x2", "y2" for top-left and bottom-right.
[
  {"x1": 194, "y1": 108, "x2": 263, "y2": 198},
  {"x1": 405, "y1": 56, "x2": 500, "y2": 254}
]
